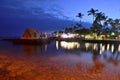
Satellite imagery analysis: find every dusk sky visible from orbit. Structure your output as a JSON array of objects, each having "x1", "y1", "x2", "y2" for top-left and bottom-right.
[{"x1": 0, "y1": 0, "x2": 120, "y2": 37}]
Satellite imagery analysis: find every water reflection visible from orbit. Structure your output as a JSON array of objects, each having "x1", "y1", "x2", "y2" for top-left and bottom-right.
[
  {"x1": 60, "y1": 41, "x2": 80, "y2": 50},
  {"x1": 21, "y1": 44, "x2": 48, "y2": 57},
  {"x1": 19, "y1": 41, "x2": 120, "y2": 64},
  {"x1": 118, "y1": 45, "x2": 120, "y2": 52},
  {"x1": 0, "y1": 40, "x2": 120, "y2": 79},
  {"x1": 56, "y1": 41, "x2": 59, "y2": 50},
  {"x1": 55, "y1": 41, "x2": 120, "y2": 65},
  {"x1": 85, "y1": 43, "x2": 90, "y2": 50},
  {"x1": 56, "y1": 41, "x2": 120, "y2": 54},
  {"x1": 21, "y1": 45, "x2": 40, "y2": 54}
]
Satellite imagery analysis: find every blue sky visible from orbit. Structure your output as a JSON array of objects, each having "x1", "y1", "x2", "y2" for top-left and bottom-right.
[
  {"x1": 0, "y1": 0, "x2": 120, "y2": 37},
  {"x1": 57, "y1": 0, "x2": 120, "y2": 22}
]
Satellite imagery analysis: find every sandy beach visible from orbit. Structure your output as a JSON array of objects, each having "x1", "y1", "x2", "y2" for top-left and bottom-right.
[{"x1": 0, "y1": 52, "x2": 120, "y2": 80}]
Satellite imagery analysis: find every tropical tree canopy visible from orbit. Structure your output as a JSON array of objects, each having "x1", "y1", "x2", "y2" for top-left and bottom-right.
[
  {"x1": 88, "y1": 8, "x2": 98, "y2": 23},
  {"x1": 58, "y1": 8, "x2": 120, "y2": 39},
  {"x1": 75, "y1": 28, "x2": 91, "y2": 35}
]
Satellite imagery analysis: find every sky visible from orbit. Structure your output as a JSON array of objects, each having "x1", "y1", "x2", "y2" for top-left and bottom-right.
[{"x1": 0, "y1": 0, "x2": 120, "y2": 37}]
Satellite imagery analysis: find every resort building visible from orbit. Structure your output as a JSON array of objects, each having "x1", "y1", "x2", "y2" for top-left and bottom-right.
[{"x1": 21, "y1": 28, "x2": 41, "y2": 39}]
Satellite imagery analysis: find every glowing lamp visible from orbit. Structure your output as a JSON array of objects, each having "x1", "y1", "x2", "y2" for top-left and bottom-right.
[{"x1": 111, "y1": 32, "x2": 115, "y2": 36}]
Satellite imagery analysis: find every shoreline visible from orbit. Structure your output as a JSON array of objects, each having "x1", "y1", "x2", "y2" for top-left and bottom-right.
[
  {"x1": 2, "y1": 37, "x2": 55, "y2": 45},
  {"x1": 82, "y1": 39, "x2": 120, "y2": 44},
  {"x1": 2, "y1": 37, "x2": 120, "y2": 45}
]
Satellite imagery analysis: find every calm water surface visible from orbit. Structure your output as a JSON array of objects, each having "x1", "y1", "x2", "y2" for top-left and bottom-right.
[{"x1": 0, "y1": 40, "x2": 120, "y2": 80}]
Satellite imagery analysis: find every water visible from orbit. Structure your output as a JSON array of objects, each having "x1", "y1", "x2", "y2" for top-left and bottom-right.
[{"x1": 0, "y1": 40, "x2": 120, "y2": 80}]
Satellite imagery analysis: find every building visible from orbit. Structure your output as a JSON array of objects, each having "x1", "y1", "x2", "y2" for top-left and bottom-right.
[{"x1": 21, "y1": 28, "x2": 40, "y2": 39}]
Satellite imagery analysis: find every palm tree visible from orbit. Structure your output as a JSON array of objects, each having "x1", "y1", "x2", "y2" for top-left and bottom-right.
[
  {"x1": 114, "y1": 19, "x2": 120, "y2": 30},
  {"x1": 106, "y1": 18, "x2": 116, "y2": 31},
  {"x1": 106, "y1": 18, "x2": 113, "y2": 27},
  {"x1": 110, "y1": 19, "x2": 120, "y2": 37},
  {"x1": 107, "y1": 18, "x2": 113, "y2": 23},
  {"x1": 76, "y1": 13, "x2": 84, "y2": 24},
  {"x1": 95, "y1": 12, "x2": 105, "y2": 22},
  {"x1": 76, "y1": 23, "x2": 82, "y2": 30},
  {"x1": 88, "y1": 8, "x2": 98, "y2": 23},
  {"x1": 103, "y1": 17, "x2": 109, "y2": 33},
  {"x1": 102, "y1": 15, "x2": 108, "y2": 22},
  {"x1": 104, "y1": 21, "x2": 108, "y2": 27},
  {"x1": 75, "y1": 28, "x2": 90, "y2": 35},
  {"x1": 95, "y1": 12, "x2": 107, "y2": 29},
  {"x1": 90, "y1": 12, "x2": 107, "y2": 36}
]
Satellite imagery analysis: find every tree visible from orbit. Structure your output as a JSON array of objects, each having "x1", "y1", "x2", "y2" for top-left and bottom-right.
[
  {"x1": 76, "y1": 13, "x2": 84, "y2": 24},
  {"x1": 95, "y1": 12, "x2": 106, "y2": 24},
  {"x1": 111, "y1": 19, "x2": 120, "y2": 37},
  {"x1": 75, "y1": 28, "x2": 91, "y2": 35},
  {"x1": 62, "y1": 27, "x2": 75, "y2": 33},
  {"x1": 88, "y1": 8, "x2": 98, "y2": 23},
  {"x1": 92, "y1": 12, "x2": 107, "y2": 35},
  {"x1": 106, "y1": 18, "x2": 120, "y2": 32},
  {"x1": 113, "y1": 19, "x2": 120, "y2": 30},
  {"x1": 76, "y1": 23, "x2": 83, "y2": 30},
  {"x1": 107, "y1": 18, "x2": 113, "y2": 24}
]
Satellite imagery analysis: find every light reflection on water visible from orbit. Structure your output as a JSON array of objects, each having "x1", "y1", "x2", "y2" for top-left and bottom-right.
[
  {"x1": 55, "y1": 41, "x2": 120, "y2": 69},
  {"x1": 60, "y1": 41, "x2": 80, "y2": 50},
  {"x1": 0, "y1": 40, "x2": 120, "y2": 79},
  {"x1": 0, "y1": 40, "x2": 120, "y2": 65},
  {"x1": 58, "y1": 41, "x2": 120, "y2": 54}
]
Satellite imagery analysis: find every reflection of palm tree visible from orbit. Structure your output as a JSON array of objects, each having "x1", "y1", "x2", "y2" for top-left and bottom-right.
[
  {"x1": 101, "y1": 44, "x2": 120, "y2": 66},
  {"x1": 107, "y1": 53, "x2": 119, "y2": 66},
  {"x1": 88, "y1": 48, "x2": 104, "y2": 73},
  {"x1": 88, "y1": 8, "x2": 98, "y2": 23},
  {"x1": 88, "y1": 59, "x2": 104, "y2": 74}
]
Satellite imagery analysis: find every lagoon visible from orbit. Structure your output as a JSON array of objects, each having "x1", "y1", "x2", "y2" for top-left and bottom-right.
[{"x1": 0, "y1": 40, "x2": 120, "y2": 80}]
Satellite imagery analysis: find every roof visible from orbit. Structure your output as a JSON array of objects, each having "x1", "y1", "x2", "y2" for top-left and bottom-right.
[
  {"x1": 21, "y1": 28, "x2": 41, "y2": 39},
  {"x1": 25, "y1": 28, "x2": 40, "y2": 35}
]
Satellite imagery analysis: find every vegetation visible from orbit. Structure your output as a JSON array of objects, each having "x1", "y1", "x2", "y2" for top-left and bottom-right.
[
  {"x1": 76, "y1": 13, "x2": 84, "y2": 24},
  {"x1": 55, "y1": 8, "x2": 120, "y2": 40},
  {"x1": 88, "y1": 8, "x2": 98, "y2": 23}
]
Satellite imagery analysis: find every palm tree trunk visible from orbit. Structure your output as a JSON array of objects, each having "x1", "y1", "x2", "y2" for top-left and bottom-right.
[
  {"x1": 80, "y1": 19, "x2": 81, "y2": 25},
  {"x1": 93, "y1": 16, "x2": 94, "y2": 23}
]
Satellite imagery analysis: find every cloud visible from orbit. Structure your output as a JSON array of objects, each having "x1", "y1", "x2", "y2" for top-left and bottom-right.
[
  {"x1": 0, "y1": 0, "x2": 68, "y2": 19},
  {"x1": 0, "y1": 0, "x2": 74, "y2": 37},
  {"x1": 0, "y1": 0, "x2": 82, "y2": 37}
]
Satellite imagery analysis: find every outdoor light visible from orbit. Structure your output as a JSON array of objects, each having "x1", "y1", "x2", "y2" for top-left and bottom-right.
[
  {"x1": 111, "y1": 32, "x2": 115, "y2": 36},
  {"x1": 61, "y1": 34, "x2": 68, "y2": 38},
  {"x1": 61, "y1": 33, "x2": 75, "y2": 38}
]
